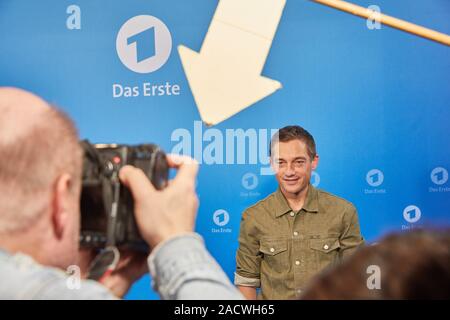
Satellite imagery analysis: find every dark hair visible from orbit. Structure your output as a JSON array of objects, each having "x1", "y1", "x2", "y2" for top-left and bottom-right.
[
  {"x1": 270, "y1": 125, "x2": 316, "y2": 160},
  {"x1": 300, "y1": 229, "x2": 450, "y2": 300}
]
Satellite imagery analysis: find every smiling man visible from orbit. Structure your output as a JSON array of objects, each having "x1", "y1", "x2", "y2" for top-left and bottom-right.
[{"x1": 234, "y1": 125, "x2": 364, "y2": 300}]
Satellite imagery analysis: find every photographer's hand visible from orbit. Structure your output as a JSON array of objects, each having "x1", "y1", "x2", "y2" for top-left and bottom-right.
[
  {"x1": 77, "y1": 248, "x2": 148, "y2": 298},
  {"x1": 98, "y1": 250, "x2": 148, "y2": 298},
  {"x1": 119, "y1": 155, "x2": 199, "y2": 248}
]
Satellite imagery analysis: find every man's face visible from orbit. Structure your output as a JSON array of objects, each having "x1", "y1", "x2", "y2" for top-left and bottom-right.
[{"x1": 271, "y1": 139, "x2": 318, "y2": 196}]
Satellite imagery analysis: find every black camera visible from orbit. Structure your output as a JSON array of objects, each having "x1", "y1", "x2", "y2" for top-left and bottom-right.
[{"x1": 80, "y1": 140, "x2": 169, "y2": 252}]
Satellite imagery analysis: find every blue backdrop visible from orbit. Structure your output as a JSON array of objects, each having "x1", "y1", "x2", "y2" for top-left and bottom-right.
[{"x1": 1, "y1": 0, "x2": 449, "y2": 299}]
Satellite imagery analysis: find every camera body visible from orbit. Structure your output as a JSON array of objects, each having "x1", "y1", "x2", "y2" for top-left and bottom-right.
[{"x1": 80, "y1": 141, "x2": 168, "y2": 252}]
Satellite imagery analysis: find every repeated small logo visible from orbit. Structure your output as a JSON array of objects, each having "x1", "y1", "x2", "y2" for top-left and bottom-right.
[
  {"x1": 240, "y1": 172, "x2": 261, "y2": 197},
  {"x1": 212, "y1": 209, "x2": 232, "y2": 234},
  {"x1": 213, "y1": 209, "x2": 230, "y2": 227},
  {"x1": 403, "y1": 205, "x2": 421, "y2": 224},
  {"x1": 431, "y1": 167, "x2": 448, "y2": 186},
  {"x1": 116, "y1": 15, "x2": 172, "y2": 73},
  {"x1": 364, "y1": 169, "x2": 386, "y2": 194},
  {"x1": 242, "y1": 173, "x2": 258, "y2": 190},
  {"x1": 311, "y1": 171, "x2": 320, "y2": 187},
  {"x1": 366, "y1": 169, "x2": 384, "y2": 187}
]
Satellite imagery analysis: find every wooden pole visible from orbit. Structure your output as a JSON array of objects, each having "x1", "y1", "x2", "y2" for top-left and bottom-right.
[{"x1": 311, "y1": 0, "x2": 450, "y2": 46}]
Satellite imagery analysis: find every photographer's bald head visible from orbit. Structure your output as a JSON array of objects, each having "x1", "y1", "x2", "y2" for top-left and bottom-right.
[{"x1": 0, "y1": 87, "x2": 82, "y2": 270}]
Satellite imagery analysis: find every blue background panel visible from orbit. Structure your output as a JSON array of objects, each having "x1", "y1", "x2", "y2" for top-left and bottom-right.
[{"x1": 0, "y1": 0, "x2": 449, "y2": 299}]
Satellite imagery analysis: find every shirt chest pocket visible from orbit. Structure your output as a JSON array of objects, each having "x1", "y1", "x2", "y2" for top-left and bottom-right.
[
  {"x1": 259, "y1": 239, "x2": 288, "y2": 274},
  {"x1": 309, "y1": 237, "x2": 341, "y2": 271}
]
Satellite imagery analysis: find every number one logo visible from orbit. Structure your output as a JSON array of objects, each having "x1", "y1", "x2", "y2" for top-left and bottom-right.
[
  {"x1": 116, "y1": 15, "x2": 172, "y2": 74},
  {"x1": 127, "y1": 27, "x2": 156, "y2": 63}
]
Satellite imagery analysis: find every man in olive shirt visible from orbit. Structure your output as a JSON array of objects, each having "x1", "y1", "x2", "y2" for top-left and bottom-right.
[{"x1": 235, "y1": 125, "x2": 364, "y2": 300}]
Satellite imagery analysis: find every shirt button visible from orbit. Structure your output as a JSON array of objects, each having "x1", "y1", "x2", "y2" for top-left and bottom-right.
[
  {"x1": 295, "y1": 260, "x2": 300, "y2": 266},
  {"x1": 270, "y1": 248, "x2": 275, "y2": 253},
  {"x1": 290, "y1": 212, "x2": 295, "y2": 217},
  {"x1": 323, "y1": 244, "x2": 329, "y2": 250},
  {"x1": 293, "y1": 231, "x2": 298, "y2": 236}
]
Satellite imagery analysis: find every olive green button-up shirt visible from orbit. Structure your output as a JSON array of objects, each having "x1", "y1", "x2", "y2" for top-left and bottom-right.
[{"x1": 234, "y1": 185, "x2": 364, "y2": 300}]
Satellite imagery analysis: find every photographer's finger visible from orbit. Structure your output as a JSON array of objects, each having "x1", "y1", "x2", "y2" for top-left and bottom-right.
[
  {"x1": 167, "y1": 155, "x2": 199, "y2": 186},
  {"x1": 167, "y1": 154, "x2": 197, "y2": 168},
  {"x1": 119, "y1": 165, "x2": 156, "y2": 200}
]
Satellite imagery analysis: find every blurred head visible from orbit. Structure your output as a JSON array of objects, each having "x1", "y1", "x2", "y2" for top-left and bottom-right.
[
  {"x1": 270, "y1": 125, "x2": 319, "y2": 196},
  {"x1": 301, "y1": 229, "x2": 450, "y2": 300},
  {"x1": 0, "y1": 87, "x2": 82, "y2": 269}
]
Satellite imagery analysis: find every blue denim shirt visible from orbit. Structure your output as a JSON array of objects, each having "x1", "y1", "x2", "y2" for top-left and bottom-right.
[{"x1": 0, "y1": 233, "x2": 243, "y2": 300}]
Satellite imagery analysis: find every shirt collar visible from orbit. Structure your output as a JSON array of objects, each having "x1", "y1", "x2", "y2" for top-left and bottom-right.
[{"x1": 274, "y1": 184, "x2": 319, "y2": 218}]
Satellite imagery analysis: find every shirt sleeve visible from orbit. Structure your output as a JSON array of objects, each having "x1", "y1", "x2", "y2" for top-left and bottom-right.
[
  {"x1": 2, "y1": 234, "x2": 243, "y2": 300},
  {"x1": 339, "y1": 204, "x2": 365, "y2": 259},
  {"x1": 6, "y1": 258, "x2": 119, "y2": 300},
  {"x1": 234, "y1": 210, "x2": 262, "y2": 287},
  {"x1": 148, "y1": 233, "x2": 244, "y2": 300}
]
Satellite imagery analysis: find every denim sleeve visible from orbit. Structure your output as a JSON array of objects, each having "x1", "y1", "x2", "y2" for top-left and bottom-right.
[
  {"x1": 29, "y1": 278, "x2": 118, "y2": 300},
  {"x1": 1, "y1": 233, "x2": 244, "y2": 300},
  {"x1": 148, "y1": 233, "x2": 244, "y2": 300},
  {"x1": 0, "y1": 251, "x2": 118, "y2": 300}
]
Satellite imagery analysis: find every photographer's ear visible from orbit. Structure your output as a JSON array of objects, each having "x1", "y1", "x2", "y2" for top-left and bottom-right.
[{"x1": 51, "y1": 173, "x2": 74, "y2": 239}]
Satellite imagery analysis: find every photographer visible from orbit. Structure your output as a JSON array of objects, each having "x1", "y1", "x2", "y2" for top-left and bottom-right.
[{"x1": 0, "y1": 87, "x2": 243, "y2": 300}]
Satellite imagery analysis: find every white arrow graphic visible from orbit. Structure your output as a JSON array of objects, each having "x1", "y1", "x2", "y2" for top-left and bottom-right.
[{"x1": 178, "y1": 0, "x2": 286, "y2": 126}]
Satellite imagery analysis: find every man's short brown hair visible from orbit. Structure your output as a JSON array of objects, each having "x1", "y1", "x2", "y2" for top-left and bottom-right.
[{"x1": 270, "y1": 125, "x2": 317, "y2": 160}]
